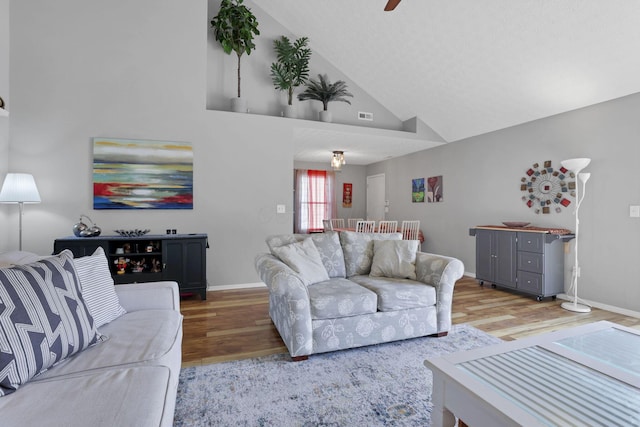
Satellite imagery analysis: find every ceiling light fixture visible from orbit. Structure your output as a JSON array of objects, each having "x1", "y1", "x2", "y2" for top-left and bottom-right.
[{"x1": 331, "y1": 151, "x2": 346, "y2": 171}]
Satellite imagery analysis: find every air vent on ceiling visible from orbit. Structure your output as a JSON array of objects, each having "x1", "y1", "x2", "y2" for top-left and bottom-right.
[{"x1": 358, "y1": 111, "x2": 373, "y2": 121}]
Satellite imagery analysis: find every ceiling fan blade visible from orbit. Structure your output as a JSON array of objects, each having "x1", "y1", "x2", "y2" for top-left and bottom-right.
[{"x1": 384, "y1": 0, "x2": 401, "y2": 11}]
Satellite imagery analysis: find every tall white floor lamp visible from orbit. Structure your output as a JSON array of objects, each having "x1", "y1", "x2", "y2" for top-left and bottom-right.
[
  {"x1": 0, "y1": 173, "x2": 41, "y2": 251},
  {"x1": 560, "y1": 158, "x2": 591, "y2": 313}
]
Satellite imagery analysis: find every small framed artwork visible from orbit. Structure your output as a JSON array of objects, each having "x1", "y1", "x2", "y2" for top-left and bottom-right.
[
  {"x1": 412, "y1": 178, "x2": 425, "y2": 203},
  {"x1": 343, "y1": 183, "x2": 352, "y2": 208},
  {"x1": 427, "y1": 176, "x2": 443, "y2": 202}
]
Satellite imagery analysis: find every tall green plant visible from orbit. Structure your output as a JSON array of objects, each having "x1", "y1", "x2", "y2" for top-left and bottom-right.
[
  {"x1": 270, "y1": 36, "x2": 311, "y2": 106},
  {"x1": 210, "y1": 0, "x2": 260, "y2": 98},
  {"x1": 297, "y1": 74, "x2": 353, "y2": 111}
]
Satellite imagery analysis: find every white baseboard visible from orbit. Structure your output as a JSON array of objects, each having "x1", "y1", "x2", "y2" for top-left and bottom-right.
[
  {"x1": 556, "y1": 293, "x2": 640, "y2": 319},
  {"x1": 207, "y1": 282, "x2": 267, "y2": 291},
  {"x1": 464, "y1": 274, "x2": 639, "y2": 319}
]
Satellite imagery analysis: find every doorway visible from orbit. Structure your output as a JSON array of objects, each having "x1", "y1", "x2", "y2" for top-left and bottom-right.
[{"x1": 366, "y1": 173, "x2": 386, "y2": 221}]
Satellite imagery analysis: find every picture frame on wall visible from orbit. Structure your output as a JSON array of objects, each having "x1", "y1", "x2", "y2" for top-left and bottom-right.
[
  {"x1": 427, "y1": 175, "x2": 443, "y2": 202},
  {"x1": 93, "y1": 137, "x2": 193, "y2": 209},
  {"x1": 343, "y1": 183, "x2": 352, "y2": 208},
  {"x1": 412, "y1": 178, "x2": 425, "y2": 202}
]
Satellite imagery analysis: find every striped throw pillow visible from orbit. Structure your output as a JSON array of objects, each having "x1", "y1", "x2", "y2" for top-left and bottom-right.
[
  {"x1": 73, "y1": 247, "x2": 126, "y2": 328},
  {"x1": 0, "y1": 250, "x2": 98, "y2": 396}
]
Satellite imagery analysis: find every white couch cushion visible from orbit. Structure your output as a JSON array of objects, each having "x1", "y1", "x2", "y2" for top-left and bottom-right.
[
  {"x1": 33, "y1": 309, "x2": 182, "y2": 381},
  {"x1": 370, "y1": 239, "x2": 420, "y2": 280},
  {"x1": 271, "y1": 238, "x2": 329, "y2": 286},
  {"x1": 350, "y1": 275, "x2": 437, "y2": 312},
  {"x1": 308, "y1": 278, "x2": 377, "y2": 320},
  {"x1": 266, "y1": 231, "x2": 346, "y2": 278},
  {"x1": 0, "y1": 250, "x2": 98, "y2": 396},
  {"x1": 339, "y1": 231, "x2": 402, "y2": 277},
  {"x1": 0, "y1": 366, "x2": 171, "y2": 427},
  {"x1": 73, "y1": 247, "x2": 126, "y2": 328}
]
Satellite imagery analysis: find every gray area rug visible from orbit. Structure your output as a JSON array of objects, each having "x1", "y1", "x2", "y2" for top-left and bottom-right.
[{"x1": 174, "y1": 324, "x2": 501, "y2": 426}]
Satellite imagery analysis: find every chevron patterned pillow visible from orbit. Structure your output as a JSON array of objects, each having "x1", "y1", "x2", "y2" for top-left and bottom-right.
[{"x1": 0, "y1": 250, "x2": 98, "y2": 396}]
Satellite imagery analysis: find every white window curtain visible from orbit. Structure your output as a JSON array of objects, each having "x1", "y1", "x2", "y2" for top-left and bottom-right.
[{"x1": 294, "y1": 169, "x2": 337, "y2": 234}]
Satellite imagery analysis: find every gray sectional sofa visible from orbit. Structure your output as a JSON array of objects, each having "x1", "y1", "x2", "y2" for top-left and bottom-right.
[
  {"x1": 0, "y1": 250, "x2": 182, "y2": 427},
  {"x1": 255, "y1": 231, "x2": 464, "y2": 360}
]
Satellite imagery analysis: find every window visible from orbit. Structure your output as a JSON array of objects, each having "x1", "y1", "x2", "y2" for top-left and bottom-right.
[{"x1": 294, "y1": 169, "x2": 336, "y2": 233}]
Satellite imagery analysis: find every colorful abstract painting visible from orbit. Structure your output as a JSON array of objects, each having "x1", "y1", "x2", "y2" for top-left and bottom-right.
[
  {"x1": 93, "y1": 138, "x2": 193, "y2": 209},
  {"x1": 412, "y1": 178, "x2": 425, "y2": 203}
]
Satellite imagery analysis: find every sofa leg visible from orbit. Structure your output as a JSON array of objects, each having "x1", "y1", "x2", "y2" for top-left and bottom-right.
[
  {"x1": 291, "y1": 355, "x2": 309, "y2": 362},
  {"x1": 429, "y1": 332, "x2": 448, "y2": 338}
]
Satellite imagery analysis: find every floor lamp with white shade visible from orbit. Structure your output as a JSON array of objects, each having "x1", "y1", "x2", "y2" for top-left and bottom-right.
[
  {"x1": 0, "y1": 173, "x2": 41, "y2": 251},
  {"x1": 560, "y1": 158, "x2": 591, "y2": 313}
]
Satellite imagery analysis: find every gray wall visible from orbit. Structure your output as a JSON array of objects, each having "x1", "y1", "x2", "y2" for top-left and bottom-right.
[
  {"x1": 368, "y1": 93, "x2": 640, "y2": 313},
  {"x1": 0, "y1": 0, "x2": 9, "y2": 252},
  {"x1": 8, "y1": 0, "x2": 297, "y2": 286}
]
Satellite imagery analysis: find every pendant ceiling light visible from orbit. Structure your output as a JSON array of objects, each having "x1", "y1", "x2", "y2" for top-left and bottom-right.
[{"x1": 331, "y1": 151, "x2": 346, "y2": 171}]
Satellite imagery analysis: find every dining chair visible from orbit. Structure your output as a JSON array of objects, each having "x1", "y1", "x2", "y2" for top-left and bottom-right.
[
  {"x1": 322, "y1": 219, "x2": 333, "y2": 231},
  {"x1": 401, "y1": 220, "x2": 420, "y2": 240},
  {"x1": 355, "y1": 220, "x2": 376, "y2": 233},
  {"x1": 330, "y1": 218, "x2": 345, "y2": 229},
  {"x1": 377, "y1": 220, "x2": 398, "y2": 233},
  {"x1": 347, "y1": 218, "x2": 364, "y2": 228}
]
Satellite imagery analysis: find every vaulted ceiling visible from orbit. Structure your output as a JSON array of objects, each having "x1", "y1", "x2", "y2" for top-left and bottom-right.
[{"x1": 257, "y1": 0, "x2": 640, "y2": 158}]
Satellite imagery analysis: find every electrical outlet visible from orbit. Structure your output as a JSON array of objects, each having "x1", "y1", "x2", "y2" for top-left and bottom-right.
[
  {"x1": 276, "y1": 204, "x2": 286, "y2": 214},
  {"x1": 630, "y1": 205, "x2": 640, "y2": 218}
]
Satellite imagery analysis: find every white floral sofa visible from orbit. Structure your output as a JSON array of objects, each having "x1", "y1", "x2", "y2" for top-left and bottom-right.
[{"x1": 255, "y1": 231, "x2": 464, "y2": 360}]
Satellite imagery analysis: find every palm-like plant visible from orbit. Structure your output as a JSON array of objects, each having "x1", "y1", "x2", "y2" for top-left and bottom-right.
[
  {"x1": 210, "y1": 0, "x2": 260, "y2": 98},
  {"x1": 297, "y1": 74, "x2": 353, "y2": 111},
  {"x1": 270, "y1": 36, "x2": 311, "y2": 106}
]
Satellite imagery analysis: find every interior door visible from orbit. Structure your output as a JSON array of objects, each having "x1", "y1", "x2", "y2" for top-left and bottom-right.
[{"x1": 366, "y1": 173, "x2": 386, "y2": 221}]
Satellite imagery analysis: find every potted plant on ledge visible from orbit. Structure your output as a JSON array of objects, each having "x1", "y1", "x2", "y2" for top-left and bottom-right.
[
  {"x1": 270, "y1": 35, "x2": 312, "y2": 119},
  {"x1": 297, "y1": 74, "x2": 353, "y2": 122},
  {"x1": 211, "y1": 0, "x2": 260, "y2": 113}
]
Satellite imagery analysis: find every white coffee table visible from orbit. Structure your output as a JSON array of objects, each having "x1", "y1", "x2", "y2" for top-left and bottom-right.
[{"x1": 425, "y1": 321, "x2": 640, "y2": 426}]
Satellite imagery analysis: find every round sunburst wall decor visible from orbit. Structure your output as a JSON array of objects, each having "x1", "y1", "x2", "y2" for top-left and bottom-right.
[{"x1": 520, "y1": 160, "x2": 576, "y2": 214}]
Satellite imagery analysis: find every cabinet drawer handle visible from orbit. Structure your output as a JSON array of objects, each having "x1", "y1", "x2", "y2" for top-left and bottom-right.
[{"x1": 527, "y1": 260, "x2": 531, "y2": 264}]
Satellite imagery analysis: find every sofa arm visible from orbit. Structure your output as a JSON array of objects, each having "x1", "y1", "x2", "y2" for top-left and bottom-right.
[
  {"x1": 415, "y1": 252, "x2": 464, "y2": 333},
  {"x1": 255, "y1": 253, "x2": 313, "y2": 358},
  {"x1": 115, "y1": 281, "x2": 181, "y2": 313}
]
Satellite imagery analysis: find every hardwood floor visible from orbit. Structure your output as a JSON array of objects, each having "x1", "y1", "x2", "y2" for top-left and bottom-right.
[{"x1": 180, "y1": 276, "x2": 640, "y2": 367}]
